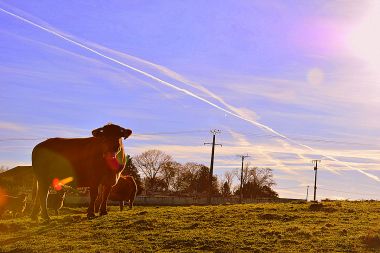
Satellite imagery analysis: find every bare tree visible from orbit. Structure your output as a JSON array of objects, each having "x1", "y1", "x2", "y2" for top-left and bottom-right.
[
  {"x1": 247, "y1": 166, "x2": 275, "y2": 188},
  {"x1": 176, "y1": 162, "x2": 202, "y2": 195},
  {"x1": 233, "y1": 162, "x2": 277, "y2": 198},
  {"x1": 220, "y1": 171, "x2": 234, "y2": 196},
  {"x1": 133, "y1": 150, "x2": 172, "y2": 193},
  {"x1": 160, "y1": 161, "x2": 181, "y2": 192},
  {"x1": 233, "y1": 162, "x2": 252, "y2": 186},
  {"x1": 223, "y1": 171, "x2": 234, "y2": 191},
  {"x1": 174, "y1": 162, "x2": 219, "y2": 196}
]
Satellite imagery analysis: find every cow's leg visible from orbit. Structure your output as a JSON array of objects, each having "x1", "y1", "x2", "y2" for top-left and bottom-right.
[
  {"x1": 31, "y1": 181, "x2": 41, "y2": 221},
  {"x1": 94, "y1": 185, "x2": 103, "y2": 213},
  {"x1": 31, "y1": 199, "x2": 40, "y2": 221},
  {"x1": 55, "y1": 209, "x2": 59, "y2": 216},
  {"x1": 87, "y1": 186, "x2": 98, "y2": 219},
  {"x1": 129, "y1": 199, "x2": 133, "y2": 209},
  {"x1": 119, "y1": 201, "x2": 124, "y2": 211},
  {"x1": 99, "y1": 185, "x2": 111, "y2": 216},
  {"x1": 38, "y1": 183, "x2": 50, "y2": 223},
  {"x1": 94, "y1": 196, "x2": 101, "y2": 213}
]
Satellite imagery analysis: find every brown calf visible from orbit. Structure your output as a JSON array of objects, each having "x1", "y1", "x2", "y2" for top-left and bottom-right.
[
  {"x1": 0, "y1": 194, "x2": 27, "y2": 218},
  {"x1": 96, "y1": 175, "x2": 137, "y2": 212},
  {"x1": 47, "y1": 190, "x2": 66, "y2": 215}
]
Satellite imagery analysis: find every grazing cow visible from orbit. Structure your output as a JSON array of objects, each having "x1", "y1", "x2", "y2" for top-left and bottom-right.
[
  {"x1": 31, "y1": 123, "x2": 132, "y2": 222},
  {"x1": 95, "y1": 175, "x2": 137, "y2": 212},
  {"x1": 0, "y1": 194, "x2": 27, "y2": 218},
  {"x1": 47, "y1": 189, "x2": 66, "y2": 215}
]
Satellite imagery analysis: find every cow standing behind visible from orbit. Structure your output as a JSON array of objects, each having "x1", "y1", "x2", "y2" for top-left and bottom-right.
[
  {"x1": 47, "y1": 189, "x2": 66, "y2": 215},
  {"x1": 31, "y1": 123, "x2": 132, "y2": 222},
  {"x1": 96, "y1": 175, "x2": 137, "y2": 212},
  {"x1": 0, "y1": 194, "x2": 27, "y2": 218}
]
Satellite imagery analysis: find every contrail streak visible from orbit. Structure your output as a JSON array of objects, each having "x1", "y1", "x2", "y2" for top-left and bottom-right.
[
  {"x1": 1, "y1": 7, "x2": 379, "y2": 182},
  {"x1": 0, "y1": 8, "x2": 288, "y2": 137}
]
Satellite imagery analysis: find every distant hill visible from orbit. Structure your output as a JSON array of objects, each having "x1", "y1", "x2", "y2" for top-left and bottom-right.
[
  {"x1": 0, "y1": 166, "x2": 33, "y2": 178},
  {"x1": 0, "y1": 166, "x2": 34, "y2": 195}
]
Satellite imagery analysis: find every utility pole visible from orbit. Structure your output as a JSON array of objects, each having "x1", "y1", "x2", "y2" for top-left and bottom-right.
[
  {"x1": 204, "y1": 129, "x2": 222, "y2": 204},
  {"x1": 312, "y1": 160, "x2": 321, "y2": 201},
  {"x1": 306, "y1": 185, "x2": 309, "y2": 201},
  {"x1": 238, "y1": 154, "x2": 250, "y2": 204}
]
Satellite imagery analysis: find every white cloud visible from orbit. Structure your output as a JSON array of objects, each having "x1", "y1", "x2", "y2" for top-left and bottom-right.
[{"x1": 0, "y1": 122, "x2": 27, "y2": 132}]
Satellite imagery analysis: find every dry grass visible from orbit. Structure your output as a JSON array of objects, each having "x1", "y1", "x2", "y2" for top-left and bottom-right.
[{"x1": 1, "y1": 201, "x2": 380, "y2": 252}]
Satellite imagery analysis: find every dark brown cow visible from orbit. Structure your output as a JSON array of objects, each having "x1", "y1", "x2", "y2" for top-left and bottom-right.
[
  {"x1": 31, "y1": 123, "x2": 132, "y2": 222},
  {"x1": 95, "y1": 175, "x2": 137, "y2": 212},
  {"x1": 0, "y1": 194, "x2": 27, "y2": 218}
]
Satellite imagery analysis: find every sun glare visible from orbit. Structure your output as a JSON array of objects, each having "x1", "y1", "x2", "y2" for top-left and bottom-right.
[
  {"x1": 52, "y1": 177, "x2": 73, "y2": 191},
  {"x1": 346, "y1": 2, "x2": 380, "y2": 71},
  {"x1": 0, "y1": 187, "x2": 8, "y2": 207}
]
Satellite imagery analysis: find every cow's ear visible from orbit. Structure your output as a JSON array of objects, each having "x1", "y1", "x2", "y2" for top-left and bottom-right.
[
  {"x1": 92, "y1": 127, "x2": 104, "y2": 137},
  {"x1": 122, "y1": 128, "x2": 132, "y2": 139}
]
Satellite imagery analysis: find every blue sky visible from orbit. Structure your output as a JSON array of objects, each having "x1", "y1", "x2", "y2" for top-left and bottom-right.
[{"x1": 1, "y1": 0, "x2": 380, "y2": 200}]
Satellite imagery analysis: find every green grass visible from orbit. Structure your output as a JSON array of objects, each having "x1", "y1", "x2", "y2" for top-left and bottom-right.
[{"x1": 1, "y1": 201, "x2": 380, "y2": 252}]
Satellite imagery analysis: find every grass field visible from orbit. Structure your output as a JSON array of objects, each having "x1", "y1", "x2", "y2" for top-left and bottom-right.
[{"x1": 1, "y1": 201, "x2": 380, "y2": 252}]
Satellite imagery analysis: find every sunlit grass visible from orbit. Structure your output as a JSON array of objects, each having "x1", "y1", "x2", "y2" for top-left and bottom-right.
[{"x1": 1, "y1": 201, "x2": 380, "y2": 252}]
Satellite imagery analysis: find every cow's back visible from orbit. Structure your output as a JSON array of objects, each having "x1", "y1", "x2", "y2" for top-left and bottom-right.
[{"x1": 32, "y1": 137, "x2": 104, "y2": 187}]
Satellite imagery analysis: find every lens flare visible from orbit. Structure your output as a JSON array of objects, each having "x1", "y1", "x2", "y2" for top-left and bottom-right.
[
  {"x1": 307, "y1": 68, "x2": 324, "y2": 86},
  {"x1": 0, "y1": 187, "x2": 8, "y2": 207},
  {"x1": 60, "y1": 177, "x2": 74, "y2": 185},
  {"x1": 52, "y1": 178, "x2": 61, "y2": 191},
  {"x1": 104, "y1": 150, "x2": 126, "y2": 171},
  {"x1": 52, "y1": 177, "x2": 73, "y2": 191},
  {"x1": 105, "y1": 155, "x2": 121, "y2": 171}
]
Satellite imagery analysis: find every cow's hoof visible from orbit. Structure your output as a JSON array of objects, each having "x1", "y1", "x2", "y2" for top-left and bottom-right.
[
  {"x1": 31, "y1": 215, "x2": 38, "y2": 222},
  {"x1": 87, "y1": 213, "x2": 96, "y2": 220},
  {"x1": 99, "y1": 210, "x2": 108, "y2": 216}
]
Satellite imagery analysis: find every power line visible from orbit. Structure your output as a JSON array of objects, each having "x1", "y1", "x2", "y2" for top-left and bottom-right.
[
  {"x1": 1, "y1": 130, "x2": 379, "y2": 148},
  {"x1": 0, "y1": 138, "x2": 46, "y2": 142},
  {"x1": 275, "y1": 185, "x2": 380, "y2": 198},
  {"x1": 0, "y1": 130, "x2": 210, "y2": 142},
  {"x1": 275, "y1": 186, "x2": 305, "y2": 190},
  {"x1": 231, "y1": 132, "x2": 380, "y2": 148},
  {"x1": 318, "y1": 187, "x2": 380, "y2": 198},
  {"x1": 134, "y1": 130, "x2": 209, "y2": 136}
]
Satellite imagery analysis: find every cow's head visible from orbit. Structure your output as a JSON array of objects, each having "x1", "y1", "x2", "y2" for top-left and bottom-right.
[
  {"x1": 92, "y1": 123, "x2": 132, "y2": 139},
  {"x1": 92, "y1": 123, "x2": 132, "y2": 171}
]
